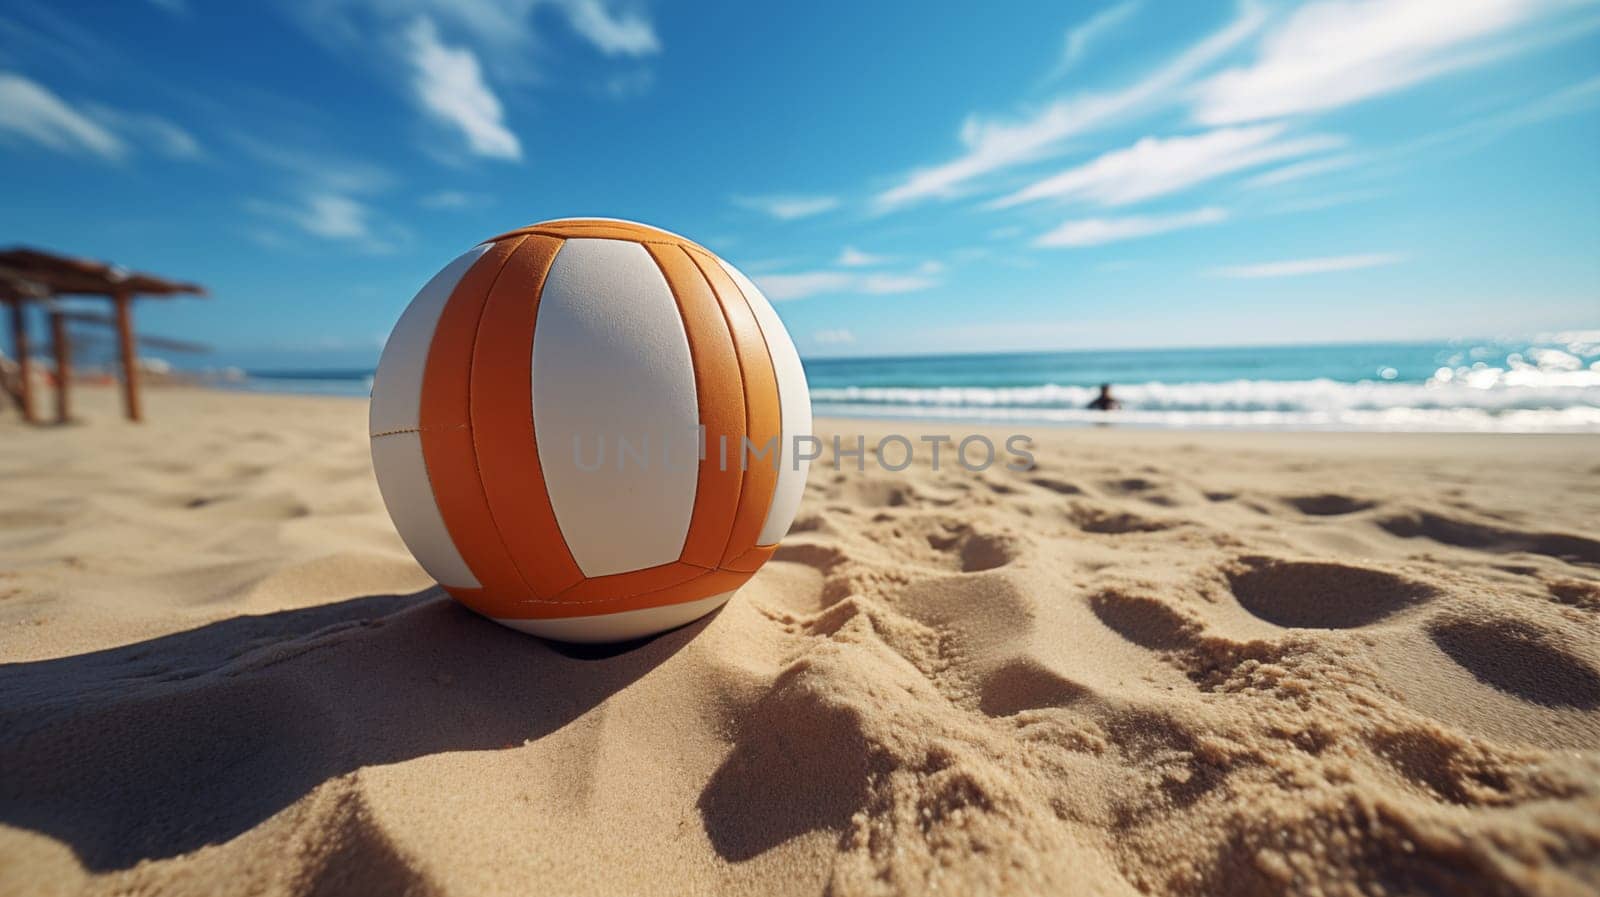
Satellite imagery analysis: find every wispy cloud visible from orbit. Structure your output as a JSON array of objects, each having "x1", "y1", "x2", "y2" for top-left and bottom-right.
[
  {"x1": 1042, "y1": 1, "x2": 1140, "y2": 83},
  {"x1": 555, "y1": 0, "x2": 660, "y2": 56},
  {"x1": 992, "y1": 124, "x2": 1341, "y2": 208},
  {"x1": 1400, "y1": 72, "x2": 1600, "y2": 155},
  {"x1": 237, "y1": 133, "x2": 405, "y2": 253},
  {"x1": 275, "y1": 1, "x2": 659, "y2": 160},
  {"x1": 837, "y1": 246, "x2": 889, "y2": 267},
  {"x1": 1034, "y1": 207, "x2": 1228, "y2": 248},
  {"x1": 1194, "y1": 0, "x2": 1574, "y2": 125},
  {"x1": 245, "y1": 192, "x2": 399, "y2": 253},
  {"x1": 1210, "y1": 252, "x2": 1406, "y2": 278},
  {"x1": 873, "y1": 5, "x2": 1266, "y2": 209},
  {"x1": 1245, "y1": 153, "x2": 1360, "y2": 188},
  {"x1": 0, "y1": 72, "x2": 125, "y2": 159},
  {"x1": 733, "y1": 194, "x2": 841, "y2": 221},
  {"x1": 600, "y1": 68, "x2": 654, "y2": 99},
  {"x1": 233, "y1": 132, "x2": 392, "y2": 195},
  {"x1": 1248, "y1": 72, "x2": 1600, "y2": 190},
  {"x1": 282, "y1": 0, "x2": 660, "y2": 81},
  {"x1": 1265, "y1": 188, "x2": 1385, "y2": 215},
  {"x1": 812, "y1": 328, "x2": 856, "y2": 346},
  {"x1": 419, "y1": 189, "x2": 491, "y2": 209},
  {"x1": 0, "y1": 65, "x2": 205, "y2": 163},
  {"x1": 755, "y1": 269, "x2": 941, "y2": 301},
  {"x1": 405, "y1": 17, "x2": 521, "y2": 160},
  {"x1": 85, "y1": 104, "x2": 204, "y2": 160}
]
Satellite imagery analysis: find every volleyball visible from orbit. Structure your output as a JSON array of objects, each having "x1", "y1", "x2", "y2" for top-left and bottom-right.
[{"x1": 369, "y1": 219, "x2": 812, "y2": 642}]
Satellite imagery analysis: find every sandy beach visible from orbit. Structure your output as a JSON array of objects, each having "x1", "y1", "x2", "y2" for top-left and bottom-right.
[{"x1": 2, "y1": 385, "x2": 1598, "y2": 896}]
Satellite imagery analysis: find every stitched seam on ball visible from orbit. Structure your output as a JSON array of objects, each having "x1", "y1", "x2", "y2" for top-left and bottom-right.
[
  {"x1": 513, "y1": 563, "x2": 749, "y2": 607},
  {"x1": 546, "y1": 560, "x2": 718, "y2": 602},
  {"x1": 370, "y1": 424, "x2": 468, "y2": 438}
]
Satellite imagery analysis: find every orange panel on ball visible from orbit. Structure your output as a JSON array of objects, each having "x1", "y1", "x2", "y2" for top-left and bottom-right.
[
  {"x1": 646, "y1": 242, "x2": 747, "y2": 570},
  {"x1": 468, "y1": 233, "x2": 587, "y2": 601},
  {"x1": 489, "y1": 218, "x2": 691, "y2": 246},
  {"x1": 443, "y1": 567, "x2": 758, "y2": 620},
  {"x1": 419, "y1": 237, "x2": 537, "y2": 619},
  {"x1": 686, "y1": 246, "x2": 782, "y2": 568}
]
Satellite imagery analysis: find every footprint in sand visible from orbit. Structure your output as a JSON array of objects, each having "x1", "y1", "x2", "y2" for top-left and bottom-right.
[
  {"x1": 1226, "y1": 557, "x2": 1434, "y2": 629},
  {"x1": 698, "y1": 663, "x2": 872, "y2": 861},
  {"x1": 1066, "y1": 504, "x2": 1177, "y2": 535},
  {"x1": 1428, "y1": 617, "x2": 1600, "y2": 709},
  {"x1": 978, "y1": 659, "x2": 1089, "y2": 717},
  {"x1": 1103, "y1": 477, "x2": 1157, "y2": 494},
  {"x1": 1088, "y1": 591, "x2": 1201, "y2": 651},
  {"x1": 772, "y1": 541, "x2": 849, "y2": 574},
  {"x1": 1028, "y1": 476, "x2": 1084, "y2": 496},
  {"x1": 925, "y1": 529, "x2": 1020, "y2": 573},
  {"x1": 1379, "y1": 511, "x2": 1600, "y2": 567},
  {"x1": 1285, "y1": 494, "x2": 1376, "y2": 516}
]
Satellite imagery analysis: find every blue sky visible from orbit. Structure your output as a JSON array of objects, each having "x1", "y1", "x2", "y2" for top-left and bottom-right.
[{"x1": 1, "y1": 0, "x2": 1597, "y2": 367}]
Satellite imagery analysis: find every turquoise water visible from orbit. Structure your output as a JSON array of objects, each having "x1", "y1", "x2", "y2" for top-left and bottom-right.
[{"x1": 236, "y1": 334, "x2": 1600, "y2": 432}]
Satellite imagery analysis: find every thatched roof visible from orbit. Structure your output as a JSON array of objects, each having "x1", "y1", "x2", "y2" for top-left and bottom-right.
[{"x1": 0, "y1": 247, "x2": 207, "y2": 301}]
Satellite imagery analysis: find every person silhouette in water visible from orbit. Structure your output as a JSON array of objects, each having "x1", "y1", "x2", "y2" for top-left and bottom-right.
[{"x1": 1086, "y1": 383, "x2": 1120, "y2": 411}]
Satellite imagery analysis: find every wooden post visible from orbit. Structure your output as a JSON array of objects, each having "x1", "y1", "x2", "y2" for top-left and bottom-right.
[
  {"x1": 113, "y1": 291, "x2": 141, "y2": 422},
  {"x1": 8, "y1": 300, "x2": 36, "y2": 423},
  {"x1": 49, "y1": 310, "x2": 72, "y2": 424}
]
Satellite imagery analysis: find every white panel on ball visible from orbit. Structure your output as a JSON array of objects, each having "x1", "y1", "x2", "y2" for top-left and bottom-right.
[
  {"x1": 370, "y1": 431, "x2": 481, "y2": 588},
  {"x1": 494, "y1": 590, "x2": 734, "y2": 643},
  {"x1": 532, "y1": 238, "x2": 701, "y2": 577},
  {"x1": 371, "y1": 244, "x2": 489, "y2": 434},
  {"x1": 369, "y1": 244, "x2": 490, "y2": 435}
]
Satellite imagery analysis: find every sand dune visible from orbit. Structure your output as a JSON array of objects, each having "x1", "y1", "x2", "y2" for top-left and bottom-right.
[{"x1": 2, "y1": 387, "x2": 1598, "y2": 896}]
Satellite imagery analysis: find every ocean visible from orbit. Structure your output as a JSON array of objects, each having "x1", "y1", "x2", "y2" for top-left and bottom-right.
[{"x1": 234, "y1": 334, "x2": 1600, "y2": 432}]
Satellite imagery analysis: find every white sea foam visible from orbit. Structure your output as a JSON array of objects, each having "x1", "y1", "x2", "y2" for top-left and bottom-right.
[{"x1": 811, "y1": 366, "x2": 1600, "y2": 432}]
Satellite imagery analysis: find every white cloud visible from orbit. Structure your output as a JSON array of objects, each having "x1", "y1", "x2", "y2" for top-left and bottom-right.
[
  {"x1": 405, "y1": 17, "x2": 521, "y2": 160},
  {"x1": 732, "y1": 194, "x2": 840, "y2": 220},
  {"x1": 1043, "y1": 2, "x2": 1140, "y2": 82},
  {"x1": 1399, "y1": 72, "x2": 1600, "y2": 154},
  {"x1": 873, "y1": 6, "x2": 1266, "y2": 209},
  {"x1": 837, "y1": 246, "x2": 889, "y2": 267},
  {"x1": 755, "y1": 269, "x2": 941, "y2": 301},
  {"x1": 419, "y1": 189, "x2": 490, "y2": 209},
  {"x1": 86, "y1": 104, "x2": 203, "y2": 159},
  {"x1": 812, "y1": 328, "x2": 856, "y2": 346},
  {"x1": 0, "y1": 74, "x2": 202, "y2": 162},
  {"x1": 1210, "y1": 252, "x2": 1406, "y2": 278},
  {"x1": 293, "y1": 194, "x2": 371, "y2": 239},
  {"x1": 1265, "y1": 188, "x2": 1385, "y2": 215},
  {"x1": 246, "y1": 192, "x2": 401, "y2": 253},
  {"x1": 0, "y1": 73, "x2": 125, "y2": 160},
  {"x1": 600, "y1": 69, "x2": 654, "y2": 99},
  {"x1": 1248, "y1": 72, "x2": 1600, "y2": 190},
  {"x1": 860, "y1": 273, "x2": 942, "y2": 294},
  {"x1": 756, "y1": 271, "x2": 853, "y2": 300},
  {"x1": 1245, "y1": 153, "x2": 1360, "y2": 188},
  {"x1": 1194, "y1": 0, "x2": 1571, "y2": 125},
  {"x1": 1034, "y1": 207, "x2": 1227, "y2": 248},
  {"x1": 993, "y1": 124, "x2": 1342, "y2": 208},
  {"x1": 233, "y1": 132, "x2": 392, "y2": 195},
  {"x1": 555, "y1": 0, "x2": 660, "y2": 56},
  {"x1": 246, "y1": 193, "x2": 365, "y2": 239},
  {"x1": 282, "y1": 1, "x2": 659, "y2": 82}
]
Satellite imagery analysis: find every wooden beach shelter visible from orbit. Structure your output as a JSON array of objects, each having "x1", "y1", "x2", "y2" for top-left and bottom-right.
[{"x1": 0, "y1": 247, "x2": 206, "y2": 423}]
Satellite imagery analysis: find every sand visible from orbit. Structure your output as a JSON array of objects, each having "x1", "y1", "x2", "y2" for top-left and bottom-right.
[{"x1": 2, "y1": 386, "x2": 1598, "y2": 897}]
